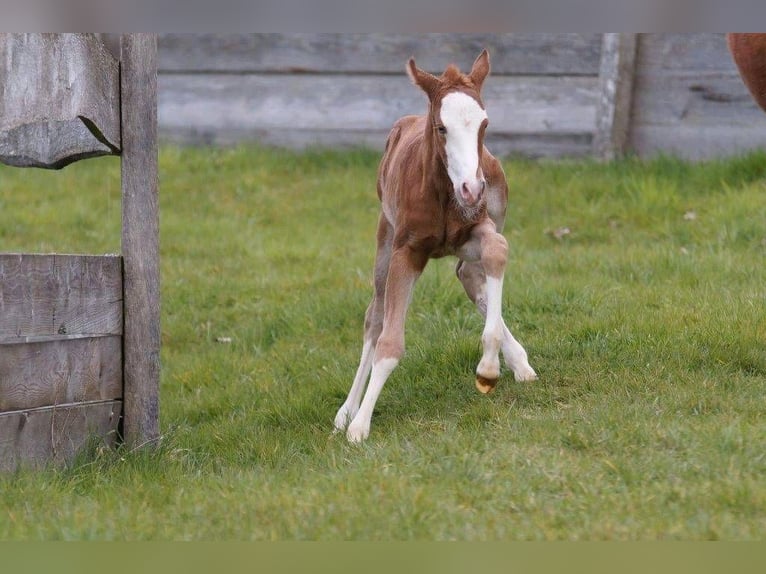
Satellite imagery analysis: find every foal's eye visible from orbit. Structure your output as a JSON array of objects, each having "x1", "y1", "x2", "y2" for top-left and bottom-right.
[{"x1": 436, "y1": 125, "x2": 447, "y2": 135}]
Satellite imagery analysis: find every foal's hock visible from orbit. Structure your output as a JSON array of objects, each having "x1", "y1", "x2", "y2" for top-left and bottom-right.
[{"x1": 334, "y1": 50, "x2": 537, "y2": 443}]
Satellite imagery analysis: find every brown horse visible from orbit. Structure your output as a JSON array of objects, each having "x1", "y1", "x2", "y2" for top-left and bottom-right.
[
  {"x1": 728, "y1": 33, "x2": 766, "y2": 112},
  {"x1": 334, "y1": 50, "x2": 537, "y2": 442}
]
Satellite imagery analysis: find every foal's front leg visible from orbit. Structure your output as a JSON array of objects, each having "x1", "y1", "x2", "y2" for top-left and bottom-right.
[
  {"x1": 456, "y1": 259, "x2": 537, "y2": 385},
  {"x1": 346, "y1": 246, "x2": 426, "y2": 443},
  {"x1": 470, "y1": 222, "x2": 536, "y2": 392}
]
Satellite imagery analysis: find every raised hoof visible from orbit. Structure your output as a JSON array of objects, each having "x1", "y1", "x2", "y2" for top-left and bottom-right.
[{"x1": 475, "y1": 375, "x2": 498, "y2": 394}]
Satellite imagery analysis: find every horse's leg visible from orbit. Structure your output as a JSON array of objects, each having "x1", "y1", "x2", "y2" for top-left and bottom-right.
[
  {"x1": 346, "y1": 246, "x2": 427, "y2": 442},
  {"x1": 458, "y1": 223, "x2": 536, "y2": 393},
  {"x1": 456, "y1": 259, "x2": 536, "y2": 388},
  {"x1": 334, "y1": 215, "x2": 393, "y2": 432}
]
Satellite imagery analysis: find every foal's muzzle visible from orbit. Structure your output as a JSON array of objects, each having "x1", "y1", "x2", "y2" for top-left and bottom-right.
[{"x1": 459, "y1": 178, "x2": 486, "y2": 206}]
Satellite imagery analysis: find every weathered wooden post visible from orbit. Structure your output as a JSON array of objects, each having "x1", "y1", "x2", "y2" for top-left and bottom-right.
[
  {"x1": 593, "y1": 33, "x2": 638, "y2": 161},
  {"x1": 0, "y1": 33, "x2": 159, "y2": 471},
  {"x1": 120, "y1": 34, "x2": 160, "y2": 449}
]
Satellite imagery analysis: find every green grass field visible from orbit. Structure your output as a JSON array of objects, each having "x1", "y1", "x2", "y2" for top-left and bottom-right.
[{"x1": 0, "y1": 146, "x2": 764, "y2": 540}]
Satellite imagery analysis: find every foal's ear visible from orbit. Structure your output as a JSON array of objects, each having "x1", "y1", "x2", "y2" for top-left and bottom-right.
[
  {"x1": 407, "y1": 57, "x2": 441, "y2": 99},
  {"x1": 469, "y1": 49, "x2": 490, "y2": 92}
]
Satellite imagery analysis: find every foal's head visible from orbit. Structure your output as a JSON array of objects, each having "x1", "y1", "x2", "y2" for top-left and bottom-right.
[{"x1": 407, "y1": 50, "x2": 491, "y2": 212}]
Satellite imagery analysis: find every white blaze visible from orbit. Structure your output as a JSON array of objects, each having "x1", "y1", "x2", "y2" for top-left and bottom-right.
[{"x1": 439, "y1": 92, "x2": 487, "y2": 191}]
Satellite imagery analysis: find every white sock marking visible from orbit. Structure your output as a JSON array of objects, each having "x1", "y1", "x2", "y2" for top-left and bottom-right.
[
  {"x1": 347, "y1": 357, "x2": 399, "y2": 442},
  {"x1": 334, "y1": 339, "x2": 375, "y2": 432},
  {"x1": 477, "y1": 276, "x2": 503, "y2": 380}
]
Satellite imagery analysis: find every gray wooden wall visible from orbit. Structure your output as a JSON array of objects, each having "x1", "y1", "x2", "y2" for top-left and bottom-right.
[
  {"x1": 0, "y1": 254, "x2": 123, "y2": 472},
  {"x1": 157, "y1": 33, "x2": 766, "y2": 160},
  {"x1": 630, "y1": 34, "x2": 766, "y2": 159}
]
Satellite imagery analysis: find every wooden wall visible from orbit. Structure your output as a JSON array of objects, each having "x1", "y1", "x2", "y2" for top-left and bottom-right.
[
  {"x1": 0, "y1": 254, "x2": 123, "y2": 472},
  {"x1": 158, "y1": 34, "x2": 602, "y2": 159},
  {"x1": 630, "y1": 33, "x2": 766, "y2": 160},
  {"x1": 156, "y1": 33, "x2": 766, "y2": 160}
]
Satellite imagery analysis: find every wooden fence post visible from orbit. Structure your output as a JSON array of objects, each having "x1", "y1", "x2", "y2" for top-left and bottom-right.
[
  {"x1": 593, "y1": 33, "x2": 638, "y2": 160},
  {"x1": 120, "y1": 34, "x2": 160, "y2": 448}
]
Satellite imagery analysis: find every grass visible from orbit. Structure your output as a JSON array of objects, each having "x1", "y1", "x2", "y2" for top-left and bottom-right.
[{"x1": 0, "y1": 145, "x2": 765, "y2": 540}]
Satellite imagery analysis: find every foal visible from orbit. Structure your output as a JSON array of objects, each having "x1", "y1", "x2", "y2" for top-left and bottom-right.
[{"x1": 334, "y1": 50, "x2": 537, "y2": 443}]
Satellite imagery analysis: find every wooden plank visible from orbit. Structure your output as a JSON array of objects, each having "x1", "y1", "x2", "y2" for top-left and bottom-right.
[
  {"x1": 0, "y1": 400, "x2": 121, "y2": 472},
  {"x1": 158, "y1": 73, "x2": 598, "y2": 149},
  {"x1": 630, "y1": 124, "x2": 766, "y2": 160},
  {"x1": 636, "y1": 33, "x2": 739, "y2": 76},
  {"x1": 121, "y1": 34, "x2": 160, "y2": 449},
  {"x1": 0, "y1": 336, "x2": 122, "y2": 412},
  {"x1": 158, "y1": 33, "x2": 603, "y2": 76},
  {"x1": 630, "y1": 73, "x2": 766, "y2": 127},
  {"x1": 160, "y1": 125, "x2": 593, "y2": 160},
  {"x1": 593, "y1": 33, "x2": 638, "y2": 160},
  {"x1": 0, "y1": 253, "x2": 122, "y2": 343},
  {"x1": 489, "y1": 132, "x2": 593, "y2": 159},
  {"x1": 0, "y1": 33, "x2": 121, "y2": 169}
]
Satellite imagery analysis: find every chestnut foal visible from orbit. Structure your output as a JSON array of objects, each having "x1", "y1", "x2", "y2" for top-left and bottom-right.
[{"x1": 335, "y1": 50, "x2": 537, "y2": 443}]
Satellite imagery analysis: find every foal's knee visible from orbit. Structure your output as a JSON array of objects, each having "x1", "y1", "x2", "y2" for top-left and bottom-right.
[{"x1": 481, "y1": 233, "x2": 508, "y2": 278}]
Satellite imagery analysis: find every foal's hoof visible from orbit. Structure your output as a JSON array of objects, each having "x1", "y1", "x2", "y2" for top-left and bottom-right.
[
  {"x1": 346, "y1": 421, "x2": 370, "y2": 443},
  {"x1": 475, "y1": 375, "x2": 498, "y2": 394},
  {"x1": 513, "y1": 365, "x2": 538, "y2": 383}
]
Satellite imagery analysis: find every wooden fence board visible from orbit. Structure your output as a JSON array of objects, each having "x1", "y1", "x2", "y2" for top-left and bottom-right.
[
  {"x1": 158, "y1": 73, "x2": 598, "y2": 157},
  {"x1": 630, "y1": 73, "x2": 766, "y2": 127},
  {"x1": 636, "y1": 33, "x2": 740, "y2": 75},
  {"x1": 630, "y1": 124, "x2": 766, "y2": 160},
  {"x1": 159, "y1": 33, "x2": 603, "y2": 76},
  {"x1": 0, "y1": 336, "x2": 122, "y2": 411},
  {"x1": 629, "y1": 72, "x2": 766, "y2": 158},
  {"x1": 159, "y1": 126, "x2": 594, "y2": 160},
  {"x1": 0, "y1": 254, "x2": 122, "y2": 343},
  {"x1": 0, "y1": 399, "x2": 121, "y2": 472}
]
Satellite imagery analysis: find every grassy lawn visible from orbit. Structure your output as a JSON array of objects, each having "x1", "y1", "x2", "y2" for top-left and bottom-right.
[{"x1": 0, "y1": 145, "x2": 764, "y2": 540}]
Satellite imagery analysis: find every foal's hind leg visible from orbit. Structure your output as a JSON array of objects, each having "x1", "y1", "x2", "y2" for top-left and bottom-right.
[
  {"x1": 456, "y1": 259, "x2": 537, "y2": 389},
  {"x1": 334, "y1": 215, "x2": 392, "y2": 432}
]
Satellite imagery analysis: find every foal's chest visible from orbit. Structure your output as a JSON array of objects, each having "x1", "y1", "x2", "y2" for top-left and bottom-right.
[{"x1": 399, "y1": 209, "x2": 480, "y2": 259}]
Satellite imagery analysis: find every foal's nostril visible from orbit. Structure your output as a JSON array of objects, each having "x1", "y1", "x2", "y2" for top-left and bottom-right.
[{"x1": 461, "y1": 182, "x2": 471, "y2": 199}]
